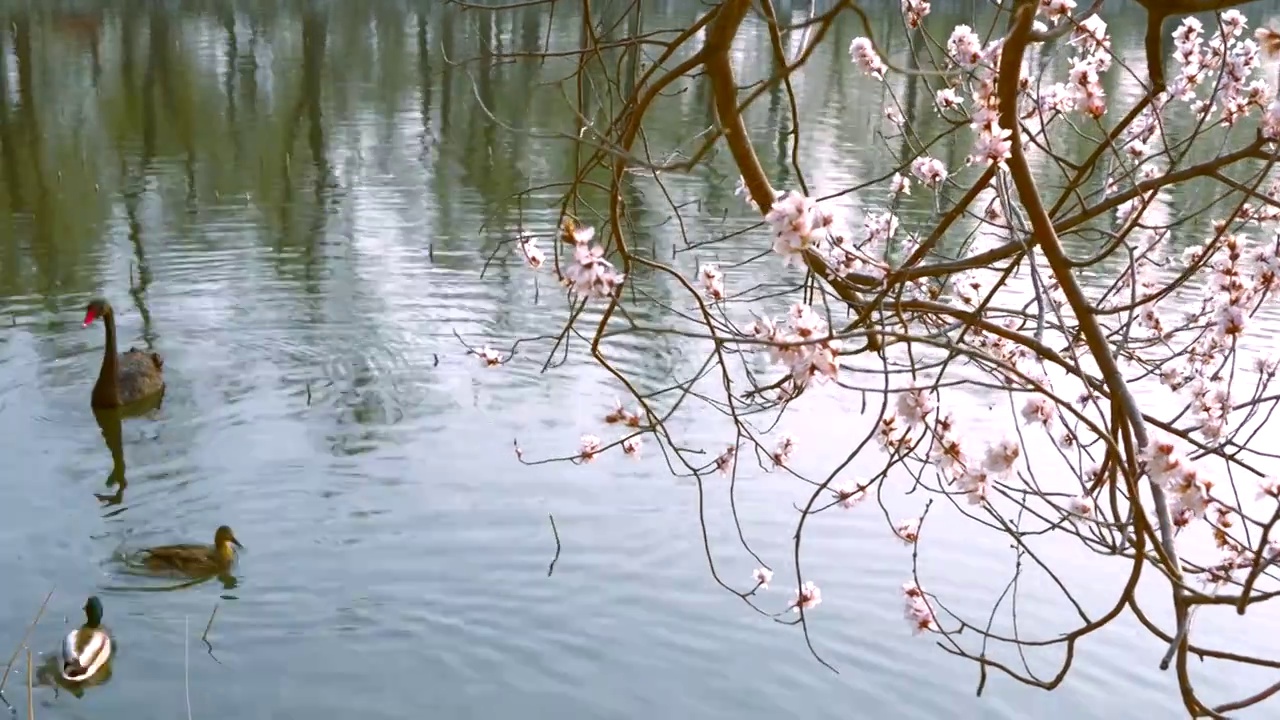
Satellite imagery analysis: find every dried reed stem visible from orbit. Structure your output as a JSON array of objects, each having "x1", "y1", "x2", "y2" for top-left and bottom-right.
[
  {"x1": 0, "y1": 589, "x2": 53, "y2": 695},
  {"x1": 184, "y1": 615, "x2": 192, "y2": 720},
  {"x1": 25, "y1": 648, "x2": 32, "y2": 720}
]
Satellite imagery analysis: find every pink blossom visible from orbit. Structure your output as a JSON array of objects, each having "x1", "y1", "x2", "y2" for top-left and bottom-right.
[
  {"x1": 699, "y1": 263, "x2": 726, "y2": 301},
  {"x1": 1039, "y1": 0, "x2": 1076, "y2": 24},
  {"x1": 772, "y1": 435, "x2": 795, "y2": 467},
  {"x1": 1067, "y1": 495, "x2": 1094, "y2": 520},
  {"x1": 983, "y1": 438, "x2": 1021, "y2": 476},
  {"x1": 791, "y1": 581, "x2": 822, "y2": 612},
  {"x1": 604, "y1": 398, "x2": 642, "y2": 428},
  {"x1": 579, "y1": 434, "x2": 603, "y2": 463},
  {"x1": 476, "y1": 346, "x2": 503, "y2": 367},
  {"x1": 910, "y1": 156, "x2": 948, "y2": 188},
  {"x1": 901, "y1": 0, "x2": 930, "y2": 29},
  {"x1": 1020, "y1": 396, "x2": 1056, "y2": 426},
  {"x1": 894, "y1": 518, "x2": 920, "y2": 545},
  {"x1": 935, "y1": 87, "x2": 963, "y2": 112},
  {"x1": 715, "y1": 445, "x2": 736, "y2": 477},
  {"x1": 947, "y1": 25, "x2": 983, "y2": 67},
  {"x1": 516, "y1": 232, "x2": 545, "y2": 270},
  {"x1": 896, "y1": 386, "x2": 934, "y2": 427},
  {"x1": 830, "y1": 480, "x2": 867, "y2": 509},
  {"x1": 968, "y1": 122, "x2": 1012, "y2": 166},
  {"x1": 752, "y1": 567, "x2": 773, "y2": 589},
  {"x1": 561, "y1": 228, "x2": 626, "y2": 300},
  {"x1": 849, "y1": 38, "x2": 887, "y2": 79},
  {"x1": 902, "y1": 582, "x2": 937, "y2": 634}
]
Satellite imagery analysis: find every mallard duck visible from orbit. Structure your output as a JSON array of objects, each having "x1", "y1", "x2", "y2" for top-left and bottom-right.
[
  {"x1": 83, "y1": 298, "x2": 165, "y2": 409},
  {"x1": 61, "y1": 596, "x2": 112, "y2": 683},
  {"x1": 136, "y1": 525, "x2": 244, "y2": 577}
]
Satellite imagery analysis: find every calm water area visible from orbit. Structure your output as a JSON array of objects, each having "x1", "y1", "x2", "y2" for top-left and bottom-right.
[{"x1": 2, "y1": 1, "x2": 1280, "y2": 718}]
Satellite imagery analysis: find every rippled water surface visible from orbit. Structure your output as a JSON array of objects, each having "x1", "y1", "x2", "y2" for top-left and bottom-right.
[{"x1": 2, "y1": 2, "x2": 1280, "y2": 718}]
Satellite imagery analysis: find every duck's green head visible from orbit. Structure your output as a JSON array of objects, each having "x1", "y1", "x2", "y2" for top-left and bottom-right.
[
  {"x1": 214, "y1": 525, "x2": 243, "y2": 552},
  {"x1": 83, "y1": 596, "x2": 104, "y2": 627}
]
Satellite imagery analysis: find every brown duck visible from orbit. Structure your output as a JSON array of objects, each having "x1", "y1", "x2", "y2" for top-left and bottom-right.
[
  {"x1": 135, "y1": 525, "x2": 244, "y2": 577},
  {"x1": 83, "y1": 298, "x2": 164, "y2": 409}
]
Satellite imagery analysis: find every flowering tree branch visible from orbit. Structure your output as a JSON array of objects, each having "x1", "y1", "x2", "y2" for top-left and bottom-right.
[{"x1": 459, "y1": 0, "x2": 1280, "y2": 714}]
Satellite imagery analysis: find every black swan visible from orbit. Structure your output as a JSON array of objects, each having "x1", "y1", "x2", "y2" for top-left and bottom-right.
[{"x1": 83, "y1": 298, "x2": 164, "y2": 409}]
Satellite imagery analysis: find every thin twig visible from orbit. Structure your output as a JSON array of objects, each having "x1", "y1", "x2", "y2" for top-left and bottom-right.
[
  {"x1": 0, "y1": 589, "x2": 53, "y2": 695},
  {"x1": 547, "y1": 514, "x2": 562, "y2": 577}
]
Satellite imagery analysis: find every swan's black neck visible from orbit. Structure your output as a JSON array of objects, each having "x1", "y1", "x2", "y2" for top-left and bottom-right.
[{"x1": 92, "y1": 308, "x2": 120, "y2": 407}]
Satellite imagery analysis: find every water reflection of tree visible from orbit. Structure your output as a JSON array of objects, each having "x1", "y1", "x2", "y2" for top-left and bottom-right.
[{"x1": 0, "y1": 29, "x2": 24, "y2": 216}]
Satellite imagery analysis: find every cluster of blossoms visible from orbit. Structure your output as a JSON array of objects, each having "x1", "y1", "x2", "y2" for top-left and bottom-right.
[
  {"x1": 724, "y1": 9, "x2": 1271, "y2": 637},
  {"x1": 739, "y1": 568, "x2": 828, "y2": 623},
  {"x1": 1156, "y1": 228, "x2": 1280, "y2": 442},
  {"x1": 760, "y1": 190, "x2": 890, "y2": 280},
  {"x1": 902, "y1": 582, "x2": 937, "y2": 634},
  {"x1": 894, "y1": 518, "x2": 920, "y2": 545},
  {"x1": 700, "y1": 263, "x2": 726, "y2": 301},
  {"x1": 575, "y1": 399, "x2": 646, "y2": 463},
  {"x1": 1039, "y1": 0, "x2": 1076, "y2": 25},
  {"x1": 747, "y1": 303, "x2": 842, "y2": 391},
  {"x1": 1063, "y1": 15, "x2": 1112, "y2": 118},
  {"x1": 790, "y1": 581, "x2": 822, "y2": 613},
  {"x1": 901, "y1": 0, "x2": 929, "y2": 30},
  {"x1": 1168, "y1": 13, "x2": 1269, "y2": 124},
  {"x1": 516, "y1": 231, "x2": 545, "y2": 270},
  {"x1": 948, "y1": 24, "x2": 1018, "y2": 166},
  {"x1": 848, "y1": 37, "x2": 886, "y2": 80},
  {"x1": 578, "y1": 434, "x2": 603, "y2": 463},
  {"x1": 1065, "y1": 495, "x2": 1095, "y2": 523},
  {"x1": 752, "y1": 567, "x2": 773, "y2": 589},
  {"x1": 604, "y1": 398, "x2": 642, "y2": 427},
  {"x1": 476, "y1": 346, "x2": 504, "y2": 367},
  {"x1": 1199, "y1": 494, "x2": 1280, "y2": 588},
  {"x1": 829, "y1": 479, "x2": 867, "y2": 509},
  {"x1": 558, "y1": 223, "x2": 626, "y2": 300},
  {"x1": 714, "y1": 445, "x2": 736, "y2": 477},
  {"x1": 877, "y1": 387, "x2": 1040, "y2": 509},
  {"x1": 511, "y1": 221, "x2": 626, "y2": 301},
  {"x1": 1143, "y1": 438, "x2": 1214, "y2": 527},
  {"x1": 771, "y1": 435, "x2": 795, "y2": 467},
  {"x1": 875, "y1": 3, "x2": 1124, "y2": 172}
]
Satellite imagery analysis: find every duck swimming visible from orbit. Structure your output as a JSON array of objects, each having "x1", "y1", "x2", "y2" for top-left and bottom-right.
[
  {"x1": 83, "y1": 298, "x2": 164, "y2": 409},
  {"x1": 61, "y1": 596, "x2": 112, "y2": 683},
  {"x1": 134, "y1": 525, "x2": 244, "y2": 577}
]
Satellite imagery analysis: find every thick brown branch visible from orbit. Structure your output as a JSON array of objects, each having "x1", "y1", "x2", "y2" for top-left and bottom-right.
[{"x1": 996, "y1": 0, "x2": 1187, "y2": 675}]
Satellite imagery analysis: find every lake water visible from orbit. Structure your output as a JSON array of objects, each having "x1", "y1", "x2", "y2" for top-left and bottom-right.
[{"x1": 2, "y1": 1, "x2": 1280, "y2": 718}]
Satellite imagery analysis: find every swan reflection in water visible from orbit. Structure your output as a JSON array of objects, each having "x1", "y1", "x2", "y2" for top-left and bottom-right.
[
  {"x1": 90, "y1": 388, "x2": 163, "y2": 509},
  {"x1": 92, "y1": 407, "x2": 127, "y2": 508}
]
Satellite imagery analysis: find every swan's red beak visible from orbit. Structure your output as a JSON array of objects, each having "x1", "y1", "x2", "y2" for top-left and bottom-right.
[{"x1": 82, "y1": 309, "x2": 98, "y2": 327}]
